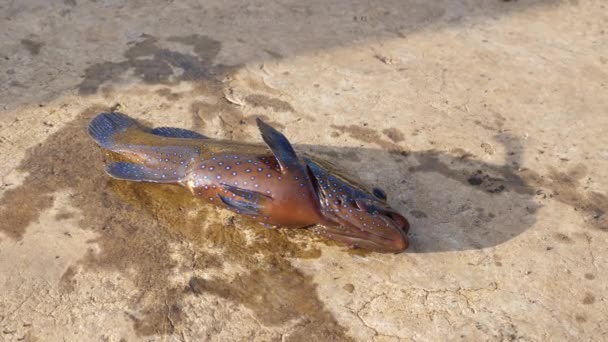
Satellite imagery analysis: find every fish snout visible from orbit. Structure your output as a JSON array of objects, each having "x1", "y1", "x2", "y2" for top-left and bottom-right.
[
  {"x1": 381, "y1": 209, "x2": 410, "y2": 235},
  {"x1": 367, "y1": 209, "x2": 407, "y2": 252},
  {"x1": 319, "y1": 201, "x2": 410, "y2": 253},
  {"x1": 379, "y1": 209, "x2": 410, "y2": 252},
  {"x1": 354, "y1": 201, "x2": 410, "y2": 252}
]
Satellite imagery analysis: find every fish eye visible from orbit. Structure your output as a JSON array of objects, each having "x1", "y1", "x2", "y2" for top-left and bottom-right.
[{"x1": 372, "y1": 187, "x2": 387, "y2": 200}]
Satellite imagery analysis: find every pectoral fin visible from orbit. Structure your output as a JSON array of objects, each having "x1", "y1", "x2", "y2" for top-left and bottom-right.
[
  {"x1": 217, "y1": 183, "x2": 272, "y2": 216},
  {"x1": 217, "y1": 194, "x2": 263, "y2": 216},
  {"x1": 221, "y1": 183, "x2": 272, "y2": 202}
]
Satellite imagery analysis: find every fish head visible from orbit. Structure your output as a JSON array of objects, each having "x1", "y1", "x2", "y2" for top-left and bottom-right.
[{"x1": 305, "y1": 158, "x2": 410, "y2": 253}]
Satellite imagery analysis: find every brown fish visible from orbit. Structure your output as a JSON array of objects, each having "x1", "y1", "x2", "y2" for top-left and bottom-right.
[{"x1": 88, "y1": 112, "x2": 409, "y2": 252}]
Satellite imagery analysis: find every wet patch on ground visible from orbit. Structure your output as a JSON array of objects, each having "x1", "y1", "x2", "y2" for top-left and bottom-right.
[{"x1": 78, "y1": 34, "x2": 229, "y2": 95}]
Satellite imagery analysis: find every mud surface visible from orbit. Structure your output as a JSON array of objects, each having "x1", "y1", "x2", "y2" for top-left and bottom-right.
[{"x1": 1, "y1": 0, "x2": 607, "y2": 341}]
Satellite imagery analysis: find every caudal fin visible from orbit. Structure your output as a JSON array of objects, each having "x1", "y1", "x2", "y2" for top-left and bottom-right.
[{"x1": 88, "y1": 112, "x2": 139, "y2": 149}]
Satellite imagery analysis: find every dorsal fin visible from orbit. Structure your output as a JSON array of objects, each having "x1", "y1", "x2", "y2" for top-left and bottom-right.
[
  {"x1": 256, "y1": 118, "x2": 301, "y2": 174},
  {"x1": 150, "y1": 127, "x2": 208, "y2": 139}
]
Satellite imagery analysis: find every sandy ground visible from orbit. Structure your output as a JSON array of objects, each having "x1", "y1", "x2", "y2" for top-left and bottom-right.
[{"x1": 1, "y1": 0, "x2": 607, "y2": 341}]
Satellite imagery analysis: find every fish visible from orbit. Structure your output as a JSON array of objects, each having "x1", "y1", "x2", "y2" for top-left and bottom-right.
[{"x1": 88, "y1": 112, "x2": 409, "y2": 253}]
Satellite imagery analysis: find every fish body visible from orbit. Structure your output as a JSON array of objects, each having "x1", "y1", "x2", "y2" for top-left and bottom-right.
[{"x1": 89, "y1": 112, "x2": 409, "y2": 253}]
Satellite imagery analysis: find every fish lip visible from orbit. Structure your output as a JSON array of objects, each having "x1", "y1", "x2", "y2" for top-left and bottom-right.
[
  {"x1": 319, "y1": 209, "x2": 410, "y2": 253},
  {"x1": 380, "y1": 209, "x2": 410, "y2": 235},
  {"x1": 372, "y1": 211, "x2": 410, "y2": 250},
  {"x1": 319, "y1": 224, "x2": 409, "y2": 253}
]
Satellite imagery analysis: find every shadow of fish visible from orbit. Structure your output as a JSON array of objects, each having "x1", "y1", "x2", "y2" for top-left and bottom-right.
[{"x1": 88, "y1": 112, "x2": 409, "y2": 253}]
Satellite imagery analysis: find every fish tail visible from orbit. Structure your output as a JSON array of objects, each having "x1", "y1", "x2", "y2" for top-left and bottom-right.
[{"x1": 88, "y1": 112, "x2": 141, "y2": 150}]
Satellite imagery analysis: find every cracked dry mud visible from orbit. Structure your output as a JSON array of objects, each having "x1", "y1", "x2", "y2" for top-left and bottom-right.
[{"x1": 1, "y1": 0, "x2": 607, "y2": 341}]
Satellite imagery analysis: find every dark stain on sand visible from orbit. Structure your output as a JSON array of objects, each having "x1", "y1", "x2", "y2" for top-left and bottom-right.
[
  {"x1": 78, "y1": 34, "x2": 229, "y2": 94},
  {"x1": 554, "y1": 233, "x2": 574, "y2": 244},
  {"x1": 245, "y1": 93, "x2": 295, "y2": 112},
  {"x1": 331, "y1": 124, "x2": 402, "y2": 151},
  {"x1": 0, "y1": 105, "x2": 350, "y2": 341},
  {"x1": 155, "y1": 88, "x2": 183, "y2": 101},
  {"x1": 520, "y1": 165, "x2": 608, "y2": 231},
  {"x1": 382, "y1": 127, "x2": 405, "y2": 143},
  {"x1": 582, "y1": 292, "x2": 596, "y2": 305},
  {"x1": 59, "y1": 265, "x2": 78, "y2": 293},
  {"x1": 20, "y1": 39, "x2": 44, "y2": 55}
]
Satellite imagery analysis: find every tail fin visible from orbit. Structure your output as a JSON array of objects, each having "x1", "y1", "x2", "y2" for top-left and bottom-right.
[{"x1": 88, "y1": 112, "x2": 139, "y2": 149}]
